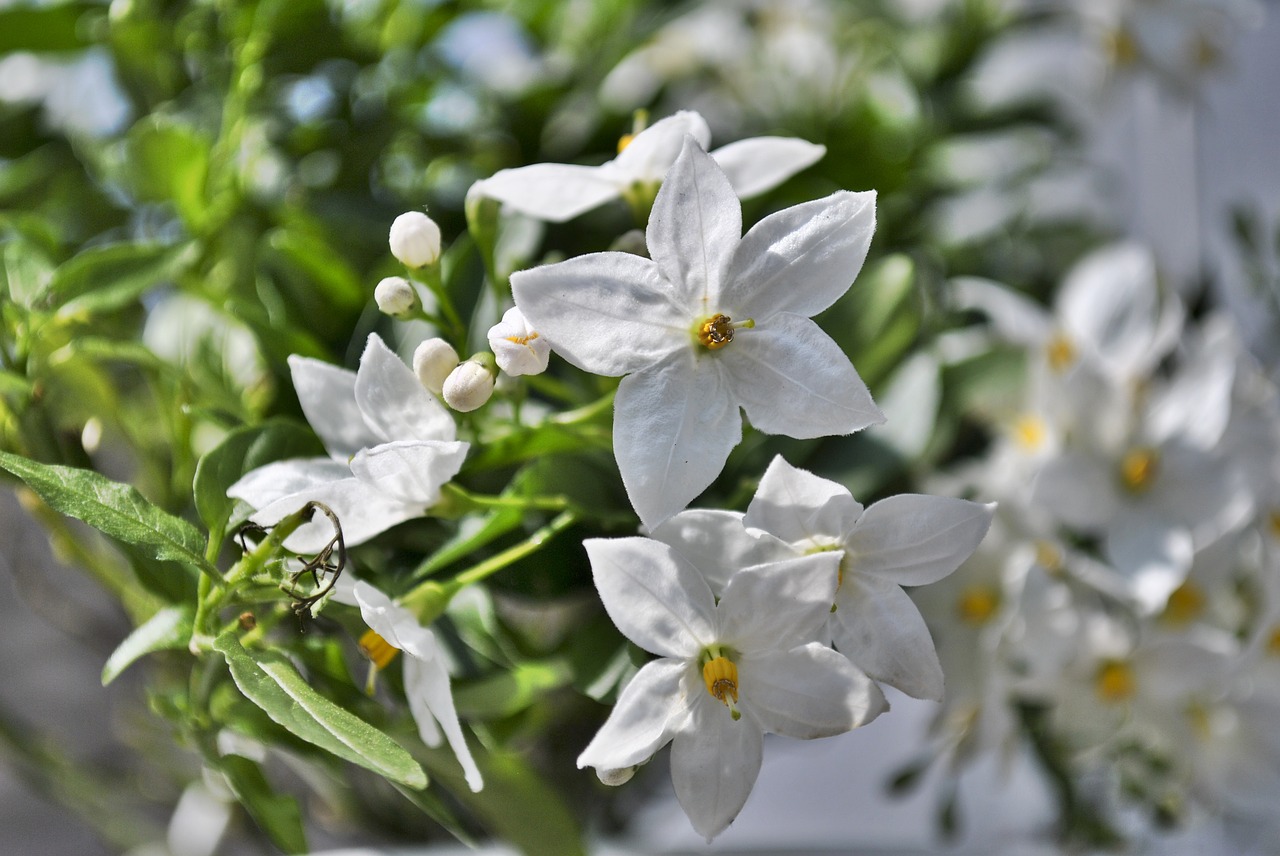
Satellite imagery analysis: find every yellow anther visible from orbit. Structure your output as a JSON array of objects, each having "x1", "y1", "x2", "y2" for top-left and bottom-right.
[
  {"x1": 505, "y1": 331, "x2": 539, "y2": 346},
  {"x1": 1266, "y1": 509, "x2": 1280, "y2": 540},
  {"x1": 617, "y1": 133, "x2": 635, "y2": 154},
  {"x1": 1045, "y1": 332, "x2": 1077, "y2": 373},
  {"x1": 1094, "y1": 660, "x2": 1136, "y2": 703},
  {"x1": 1118, "y1": 446, "x2": 1159, "y2": 493},
  {"x1": 956, "y1": 586, "x2": 1000, "y2": 625},
  {"x1": 1034, "y1": 540, "x2": 1063, "y2": 575},
  {"x1": 1266, "y1": 626, "x2": 1280, "y2": 657},
  {"x1": 1012, "y1": 414, "x2": 1048, "y2": 452},
  {"x1": 1192, "y1": 35, "x2": 1220, "y2": 69},
  {"x1": 1107, "y1": 27, "x2": 1139, "y2": 67},
  {"x1": 697, "y1": 314, "x2": 736, "y2": 350},
  {"x1": 359, "y1": 629, "x2": 399, "y2": 671},
  {"x1": 702, "y1": 655, "x2": 740, "y2": 711},
  {"x1": 1161, "y1": 581, "x2": 1205, "y2": 626}
]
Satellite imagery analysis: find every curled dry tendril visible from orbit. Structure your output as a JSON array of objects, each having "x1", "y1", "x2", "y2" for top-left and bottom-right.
[{"x1": 235, "y1": 501, "x2": 346, "y2": 617}]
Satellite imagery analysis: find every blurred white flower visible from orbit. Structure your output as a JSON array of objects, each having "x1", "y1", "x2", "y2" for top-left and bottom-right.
[
  {"x1": 512, "y1": 139, "x2": 880, "y2": 528},
  {"x1": 487, "y1": 307, "x2": 550, "y2": 376}
]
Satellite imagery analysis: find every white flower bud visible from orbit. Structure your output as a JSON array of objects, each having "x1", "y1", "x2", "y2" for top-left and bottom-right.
[
  {"x1": 373, "y1": 276, "x2": 419, "y2": 317},
  {"x1": 413, "y1": 338, "x2": 460, "y2": 394},
  {"x1": 389, "y1": 211, "x2": 442, "y2": 268},
  {"x1": 487, "y1": 306, "x2": 551, "y2": 376},
  {"x1": 442, "y1": 357, "x2": 496, "y2": 412},
  {"x1": 597, "y1": 767, "x2": 637, "y2": 786}
]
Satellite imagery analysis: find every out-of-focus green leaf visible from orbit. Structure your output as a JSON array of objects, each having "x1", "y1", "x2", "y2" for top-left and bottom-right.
[
  {"x1": 125, "y1": 119, "x2": 212, "y2": 230},
  {"x1": 466, "y1": 421, "x2": 613, "y2": 471},
  {"x1": 453, "y1": 659, "x2": 572, "y2": 720},
  {"x1": 48, "y1": 242, "x2": 193, "y2": 316},
  {"x1": 214, "y1": 633, "x2": 428, "y2": 790},
  {"x1": 263, "y1": 227, "x2": 365, "y2": 312},
  {"x1": 412, "y1": 507, "x2": 524, "y2": 580},
  {"x1": 2, "y1": 239, "x2": 54, "y2": 307},
  {"x1": 0, "y1": 450, "x2": 217, "y2": 579},
  {"x1": 0, "y1": 4, "x2": 96, "y2": 52},
  {"x1": 218, "y1": 754, "x2": 308, "y2": 855},
  {"x1": 102, "y1": 605, "x2": 193, "y2": 685}
]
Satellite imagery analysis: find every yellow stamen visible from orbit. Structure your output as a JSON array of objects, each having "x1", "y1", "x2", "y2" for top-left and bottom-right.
[
  {"x1": 505, "y1": 331, "x2": 539, "y2": 346},
  {"x1": 1266, "y1": 509, "x2": 1280, "y2": 540},
  {"x1": 617, "y1": 133, "x2": 635, "y2": 154},
  {"x1": 1161, "y1": 581, "x2": 1205, "y2": 626},
  {"x1": 1034, "y1": 540, "x2": 1063, "y2": 576},
  {"x1": 702, "y1": 655, "x2": 741, "y2": 719},
  {"x1": 1045, "y1": 332, "x2": 1077, "y2": 373},
  {"x1": 1266, "y1": 626, "x2": 1280, "y2": 657},
  {"x1": 1012, "y1": 414, "x2": 1048, "y2": 452},
  {"x1": 359, "y1": 629, "x2": 399, "y2": 671},
  {"x1": 1118, "y1": 447, "x2": 1159, "y2": 493},
  {"x1": 1192, "y1": 35, "x2": 1220, "y2": 69},
  {"x1": 1094, "y1": 660, "x2": 1136, "y2": 703},
  {"x1": 697, "y1": 314, "x2": 736, "y2": 349},
  {"x1": 956, "y1": 586, "x2": 1000, "y2": 625},
  {"x1": 1107, "y1": 27, "x2": 1139, "y2": 67}
]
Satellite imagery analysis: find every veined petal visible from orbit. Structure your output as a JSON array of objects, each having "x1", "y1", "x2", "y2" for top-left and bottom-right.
[
  {"x1": 614, "y1": 352, "x2": 742, "y2": 529},
  {"x1": 404, "y1": 654, "x2": 484, "y2": 792},
  {"x1": 227, "y1": 457, "x2": 351, "y2": 510},
  {"x1": 845, "y1": 495, "x2": 995, "y2": 586},
  {"x1": 355, "y1": 335, "x2": 457, "y2": 443},
  {"x1": 475, "y1": 164, "x2": 622, "y2": 222},
  {"x1": 744, "y1": 455, "x2": 864, "y2": 548},
  {"x1": 646, "y1": 138, "x2": 741, "y2": 310},
  {"x1": 611, "y1": 110, "x2": 712, "y2": 183},
  {"x1": 711, "y1": 137, "x2": 826, "y2": 199},
  {"x1": 249, "y1": 478, "x2": 421, "y2": 552},
  {"x1": 726, "y1": 190, "x2": 875, "y2": 319},
  {"x1": 648, "y1": 509, "x2": 794, "y2": 595},
  {"x1": 831, "y1": 575, "x2": 945, "y2": 701},
  {"x1": 349, "y1": 440, "x2": 468, "y2": 504},
  {"x1": 716, "y1": 554, "x2": 841, "y2": 654},
  {"x1": 510, "y1": 253, "x2": 686, "y2": 377},
  {"x1": 584, "y1": 537, "x2": 716, "y2": 658},
  {"x1": 740, "y1": 643, "x2": 888, "y2": 738},
  {"x1": 670, "y1": 691, "x2": 763, "y2": 842},
  {"x1": 577, "y1": 659, "x2": 688, "y2": 771},
  {"x1": 288, "y1": 356, "x2": 379, "y2": 460},
  {"x1": 725, "y1": 314, "x2": 883, "y2": 438}
]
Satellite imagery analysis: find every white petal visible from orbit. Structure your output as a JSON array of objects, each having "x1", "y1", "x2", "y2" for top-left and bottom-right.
[
  {"x1": 726, "y1": 190, "x2": 876, "y2": 319},
  {"x1": 614, "y1": 352, "x2": 742, "y2": 529},
  {"x1": 830, "y1": 575, "x2": 945, "y2": 701},
  {"x1": 716, "y1": 554, "x2": 842, "y2": 655},
  {"x1": 670, "y1": 692, "x2": 763, "y2": 842},
  {"x1": 711, "y1": 137, "x2": 826, "y2": 199},
  {"x1": 845, "y1": 495, "x2": 995, "y2": 586},
  {"x1": 227, "y1": 457, "x2": 351, "y2": 510},
  {"x1": 404, "y1": 654, "x2": 484, "y2": 792},
  {"x1": 1030, "y1": 450, "x2": 1120, "y2": 530},
  {"x1": 949, "y1": 276, "x2": 1053, "y2": 346},
  {"x1": 475, "y1": 163, "x2": 622, "y2": 222},
  {"x1": 743, "y1": 454, "x2": 864, "y2": 547},
  {"x1": 584, "y1": 537, "x2": 716, "y2": 658},
  {"x1": 288, "y1": 356, "x2": 380, "y2": 460},
  {"x1": 355, "y1": 334, "x2": 457, "y2": 443},
  {"x1": 349, "y1": 440, "x2": 468, "y2": 504},
  {"x1": 646, "y1": 137, "x2": 741, "y2": 311},
  {"x1": 724, "y1": 313, "x2": 884, "y2": 438},
  {"x1": 488, "y1": 307, "x2": 552, "y2": 376},
  {"x1": 1105, "y1": 509, "x2": 1194, "y2": 613},
  {"x1": 249, "y1": 478, "x2": 422, "y2": 552},
  {"x1": 741, "y1": 643, "x2": 888, "y2": 737},
  {"x1": 510, "y1": 252, "x2": 686, "y2": 377},
  {"x1": 577, "y1": 659, "x2": 688, "y2": 771},
  {"x1": 352, "y1": 580, "x2": 414, "y2": 647},
  {"x1": 610, "y1": 110, "x2": 712, "y2": 184},
  {"x1": 648, "y1": 509, "x2": 794, "y2": 595}
]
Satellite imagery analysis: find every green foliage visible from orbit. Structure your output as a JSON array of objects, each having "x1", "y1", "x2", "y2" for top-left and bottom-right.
[{"x1": 101, "y1": 605, "x2": 193, "y2": 685}]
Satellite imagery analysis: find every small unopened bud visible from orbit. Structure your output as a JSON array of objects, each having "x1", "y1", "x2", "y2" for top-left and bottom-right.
[
  {"x1": 413, "y1": 338, "x2": 460, "y2": 394},
  {"x1": 442, "y1": 355, "x2": 496, "y2": 412},
  {"x1": 487, "y1": 306, "x2": 550, "y2": 376},
  {"x1": 597, "y1": 767, "x2": 637, "y2": 786},
  {"x1": 374, "y1": 276, "x2": 419, "y2": 317},
  {"x1": 389, "y1": 211, "x2": 442, "y2": 268}
]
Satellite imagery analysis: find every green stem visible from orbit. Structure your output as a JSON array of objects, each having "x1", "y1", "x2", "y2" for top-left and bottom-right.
[
  {"x1": 439, "y1": 482, "x2": 570, "y2": 514},
  {"x1": 412, "y1": 264, "x2": 468, "y2": 351},
  {"x1": 550, "y1": 387, "x2": 616, "y2": 425}
]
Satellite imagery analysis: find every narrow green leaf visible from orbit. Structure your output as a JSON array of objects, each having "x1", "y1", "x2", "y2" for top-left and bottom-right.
[
  {"x1": 0, "y1": 450, "x2": 218, "y2": 579},
  {"x1": 2, "y1": 240, "x2": 54, "y2": 307},
  {"x1": 0, "y1": 4, "x2": 95, "y2": 52},
  {"x1": 102, "y1": 605, "x2": 193, "y2": 685},
  {"x1": 453, "y1": 660, "x2": 573, "y2": 720},
  {"x1": 126, "y1": 119, "x2": 212, "y2": 230},
  {"x1": 214, "y1": 633, "x2": 427, "y2": 790},
  {"x1": 264, "y1": 227, "x2": 364, "y2": 311},
  {"x1": 218, "y1": 754, "x2": 308, "y2": 854},
  {"x1": 48, "y1": 242, "x2": 192, "y2": 316}
]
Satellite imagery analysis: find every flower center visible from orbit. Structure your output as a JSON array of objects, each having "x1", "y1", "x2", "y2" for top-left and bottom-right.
[
  {"x1": 1118, "y1": 446, "x2": 1159, "y2": 493},
  {"x1": 1161, "y1": 580, "x2": 1205, "y2": 626},
  {"x1": 702, "y1": 655, "x2": 741, "y2": 720},
  {"x1": 698, "y1": 314, "x2": 736, "y2": 349},
  {"x1": 1094, "y1": 660, "x2": 1136, "y2": 703},
  {"x1": 505, "y1": 331, "x2": 539, "y2": 346},
  {"x1": 1266, "y1": 626, "x2": 1280, "y2": 657},
  {"x1": 359, "y1": 629, "x2": 399, "y2": 671},
  {"x1": 956, "y1": 586, "x2": 1000, "y2": 625},
  {"x1": 1045, "y1": 332, "x2": 1076, "y2": 373},
  {"x1": 1267, "y1": 508, "x2": 1280, "y2": 540},
  {"x1": 1034, "y1": 540, "x2": 1064, "y2": 576},
  {"x1": 1012, "y1": 414, "x2": 1048, "y2": 452}
]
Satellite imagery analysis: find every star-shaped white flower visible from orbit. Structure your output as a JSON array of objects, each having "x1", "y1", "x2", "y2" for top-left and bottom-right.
[
  {"x1": 474, "y1": 110, "x2": 826, "y2": 222},
  {"x1": 511, "y1": 138, "x2": 882, "y2": 528},
  {"x1": 228, "y1": 334, "x2": 468, "y2": 551},
  {"x1": 333, "y1": 576, "x2": 483, "y2": 792},
  {"x1": 577, "y1": 536, "x2": 886, "y2": 841}
]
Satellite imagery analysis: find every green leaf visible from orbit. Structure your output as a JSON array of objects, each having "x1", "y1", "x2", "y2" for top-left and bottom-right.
[
  {"x1": 218, "y1": 754, "x2": 308, "y2": 854},
  {"x1": 2, "y1": 239, "x2": 54, "y2": 307},
  {"x1": 0, "y1": 4, "x2": 95, "y2": 52},
  {"x1": 102, "y1": 605, "x2": 193, "y2": 685},
  {"x1": 264, "y1": 227, "x2": 364, "y2": 312},
  {"x1": 214, "y1": 633, "x2": 428, "y2": 790},
  {"x1": 125, "y1": 119, "x2": 212, "y2": 230},
  {"x1": 465, "y1": 421, "x2": 613, "y2": 471},
  {"x1": 453, "y1": 659, "x2": 573, "y2": 720},
  {"x1": 0, "y1": 450, "x2": 218, "y2": 579},
  {"x1": 48, "y1": 242, "x2": 192, "y2": 317}
]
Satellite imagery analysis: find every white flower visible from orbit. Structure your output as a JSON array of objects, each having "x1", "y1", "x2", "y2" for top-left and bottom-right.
[
  {"x1": 389, "y1": 211, "x2": 442, "y2": 268},
  {"x1": 511, "y1": 139, "x2": 882, "y2": 528},
  {"x1": 442, "y1": 358, "x2": 496, "y2": 412},
  {"x1": 374, "y1": 276, "x2": 419, "y2": 317},
  {"x1": 412, "y1": 337, "x2": 460, "y2": 394},
  {"x1": 577, "y1": 536, "x2": 886, "y2": 841},
  {"x1": 228, "y1": 334, "x2": 467, "y2": 551},
  {"x1": 333, "y1": 577, "x2": 483, "y2": 792},
  {"x1": 474, "y1": 110, "x2": 826, "y2": 223},
  {"x1": 487, "y1": 306, "x2": 550, "y2": 376},
  {"x1": 736, "y1": 455, "x2": 995, "y2": 700}
]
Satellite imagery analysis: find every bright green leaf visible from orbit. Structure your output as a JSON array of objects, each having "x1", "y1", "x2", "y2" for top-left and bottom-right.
[
  {"x1": 0, "y1": 4, "x2": 96, "y2": 52},
  {"x1": 125, "y1": 119, "x2": 212, "y2": 230},
  {"x1": 453, "y1": 659, "x2": 573, "y2": 720},
  {"x1": 214, "y1": 633, "x2": 428, "y2": 790},
  {"x1": 102, "y1": 605, "x2": 193, "y2": 685},
  {"x1": 218, "y1": 754, "x2": 308, "y2": 855},
  {"x1": 2, "y1": 239, "x2": 54, "y2": 307},
  {"x1": 48, "y1": 242, "x2": 193, "y2": 317}
]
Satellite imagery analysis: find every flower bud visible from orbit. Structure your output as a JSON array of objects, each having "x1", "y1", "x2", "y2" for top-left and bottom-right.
[
  {"x1": 487, "y1": 306, "x2": 550, "y2": 376},
  {"x1": 442, "y1": 355, "x2": 496, "y2": 412},
  {"x1": 597, "y1": 767, "x2": 637, "y2": 786},
  {"x1": 389, "y1": 211, "x2": 442, "y2": 268},
  {"x1": 413, "y1": 338, "x2": 460, "y2": 394},
  {"x1": 374, "y1": 276, "x2": 419, "y2": 317}
]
